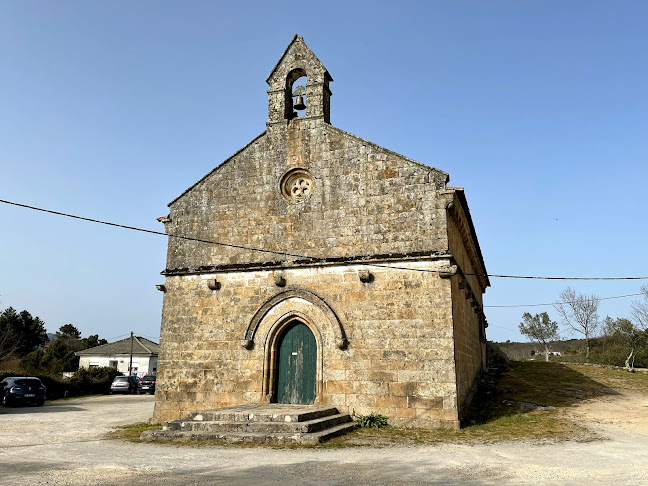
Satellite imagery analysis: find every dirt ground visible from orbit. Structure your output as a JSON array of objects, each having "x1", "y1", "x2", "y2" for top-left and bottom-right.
[{"x1": 0, "y1": 392, "x2": 647, "y2": 485}]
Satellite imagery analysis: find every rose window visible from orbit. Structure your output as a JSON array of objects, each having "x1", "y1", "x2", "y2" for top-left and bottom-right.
[
  {"x1": 281, "y1": 169, "x2": 314, "y2": 201},
  {"x1": 291, "y1": 178, "x2": 311, "y2": 198}
]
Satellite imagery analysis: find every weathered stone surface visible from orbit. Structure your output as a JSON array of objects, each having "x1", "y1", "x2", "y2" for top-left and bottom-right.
[
  {"x1": 153, "y1": 35, "x2": 489, "y2": 430},
  {"x1": 143, "y1": 404, "x2": 354, "y2": 444}
]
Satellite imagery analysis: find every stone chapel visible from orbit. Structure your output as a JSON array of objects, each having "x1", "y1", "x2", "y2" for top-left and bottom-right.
[{"x1": 153, "y1": 35, "x2": 489, "y2": 429}]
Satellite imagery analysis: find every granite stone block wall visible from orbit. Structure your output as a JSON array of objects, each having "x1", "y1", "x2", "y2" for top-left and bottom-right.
[
  {"x1": 153, "y1": 35, "x2": 489, "y2": 429},
  {"x1": 153, "y1": 260, "x2": 463, "y2": 428},
  {"x1": 162, "y1": 119, "x2": 450, "y2": 272}
]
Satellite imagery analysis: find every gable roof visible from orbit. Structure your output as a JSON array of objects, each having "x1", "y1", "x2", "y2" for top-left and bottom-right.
[
  {"x1": 447, "y1": 186, "x2": 490, "y2": 289},
  {"x1": 266, "y1": 34, "x2": 332, "y2": 84},
  {"x1": 329, "y1": 125, "x2": 449, "y2": 185},
  {"x1": 168, "y1": 130, "x2": 267, "y2": 207},
  {"x1": 75, "y1": 336, "x2": 159, "y2": 357}
]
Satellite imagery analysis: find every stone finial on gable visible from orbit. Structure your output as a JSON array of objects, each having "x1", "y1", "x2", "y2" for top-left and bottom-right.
[{"x1": 267, "y1": 35, "x2": 333, "y2": 126}]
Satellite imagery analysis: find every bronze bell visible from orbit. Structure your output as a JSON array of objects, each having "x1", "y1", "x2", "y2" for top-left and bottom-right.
[{"x1": 293, "y1": 95, "x2": 306, "y2": 110}]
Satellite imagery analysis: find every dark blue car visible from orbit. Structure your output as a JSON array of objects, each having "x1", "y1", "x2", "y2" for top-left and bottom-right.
[{"x1": 1, "y1": 377, "x2": 47, "y2": 407}]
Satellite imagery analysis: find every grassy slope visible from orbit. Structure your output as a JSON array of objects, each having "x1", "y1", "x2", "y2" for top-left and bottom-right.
[{"x1": 327, "y1": 361, "x2": 648, "y2": 446}]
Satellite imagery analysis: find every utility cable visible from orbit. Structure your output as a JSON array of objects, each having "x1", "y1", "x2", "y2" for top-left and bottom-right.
[
  {"x1": 484, "y1": 292, "x2": 643, "y2": 309},
  {"x1": 0, "y1": 199, "x2": 301, "y2": 258},
  {"x1": 486, "y1": 323, "x2": 521, "y2": 332},
  {"x1": 2, "y1": 198, "x2": 648, "y2": 281},
  {"x1": 139, "y1": 333, "x2": 161, "y2": 341},
  {"x1": 104, "y1": 333, "x2": 131, "y2": 341}
]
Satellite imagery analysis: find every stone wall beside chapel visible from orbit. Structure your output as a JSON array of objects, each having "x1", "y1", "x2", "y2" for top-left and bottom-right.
[{"x1": 446, "y1": 191, "x2": 488, "y2": 417}]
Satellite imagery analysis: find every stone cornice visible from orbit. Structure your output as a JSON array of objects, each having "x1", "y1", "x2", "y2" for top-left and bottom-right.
[
  {"x1": 161, "y1": 250, "x2": 452, "y2": 276},
  {"x1": 444, "y1": 193, "x2": 490, "y2": 291}
]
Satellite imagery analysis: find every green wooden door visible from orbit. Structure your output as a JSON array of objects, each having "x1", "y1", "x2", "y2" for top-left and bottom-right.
[{"x1": 276, "y1": 321, "x2": 316, "y2": 404}]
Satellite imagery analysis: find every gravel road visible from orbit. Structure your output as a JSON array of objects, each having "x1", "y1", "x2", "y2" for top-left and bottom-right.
[{"x1": 1, "y1": 393, "x2": 647, "y2": 485}]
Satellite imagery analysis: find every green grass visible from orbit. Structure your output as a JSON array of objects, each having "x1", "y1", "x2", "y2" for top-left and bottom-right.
[
  {"x1": 568, "y1": 364, "x2": 648, "y2": 394},
  {"x1": 107, "y1": 422, "x2": 161, "y2": 442}
]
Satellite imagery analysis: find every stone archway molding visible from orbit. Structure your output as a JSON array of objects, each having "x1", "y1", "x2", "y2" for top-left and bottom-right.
[{"x1": 241, "y1": 289, "x2": 348, "y2": 350}]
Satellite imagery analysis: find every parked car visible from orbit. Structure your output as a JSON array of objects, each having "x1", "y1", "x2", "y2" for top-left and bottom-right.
[
  {"x1": 0, "y1": 377, "x2": 46, "y2": 407},
  {"x1": 110, "y1": 375, "x2": 139, "y2": 394},
  {"x1": 137, "y1": 375, "x2": 156, "y2": 395}
]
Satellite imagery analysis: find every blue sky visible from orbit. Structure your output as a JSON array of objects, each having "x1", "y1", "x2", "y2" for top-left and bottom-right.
[{"x1": 1, "y1": 1, "x2": 646, "y2": 343}]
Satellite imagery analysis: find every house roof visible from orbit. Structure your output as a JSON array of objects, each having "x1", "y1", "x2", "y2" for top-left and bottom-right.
[{"x1": 75, "y1": 336, "x2": 159, "y2": 357}]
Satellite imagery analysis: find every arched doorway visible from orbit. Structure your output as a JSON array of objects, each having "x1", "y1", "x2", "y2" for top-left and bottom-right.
[{"x1": 275, "y1": 320, "x2": 317, "y2": 404}]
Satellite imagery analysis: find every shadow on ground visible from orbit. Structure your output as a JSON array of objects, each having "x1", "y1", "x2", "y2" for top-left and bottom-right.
[
  {"x1": 45, "y1": 461, "x2": 493, "y2": 486},
  {"x1": 465, "y1": 361, "x2": 620, "y2": 426},
  {"x1": 0, "y1": 403, "x2": 87, "y2": 415},
  {"x1": 181, "y1": 460, "x2": 492, "y2": 486}
]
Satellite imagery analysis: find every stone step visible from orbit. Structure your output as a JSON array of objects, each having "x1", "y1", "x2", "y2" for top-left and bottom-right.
[
  {"x1": 143, "y1": 404, "x2": 356, "y2": 444},
  {"x1": 186, "y1": 404, "x2": 339, "y2": 423},
  {"x1": 142, "y1": 421, "x2": 357, "y2": 445},
  {"x1": 165, "y1": 412, "x2": 351, "y2": 434}
]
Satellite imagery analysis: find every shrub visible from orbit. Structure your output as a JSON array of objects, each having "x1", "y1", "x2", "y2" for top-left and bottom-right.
[
  {"x1": 1, "y1": 367, "x2": 121, "y2": 399},
  {"x1": 39, "y1": 374, "x2": 80, "y2": 399},
  {"x1": 352, "y1": 410, "x2": 389, "y2": 428},
  {"x1": 71, "y1": 367, "x2": 121, "y2": 395}
]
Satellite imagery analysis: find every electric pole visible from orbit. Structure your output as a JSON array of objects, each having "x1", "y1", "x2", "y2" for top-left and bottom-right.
[{"x1": 129, "y1": 331, "x2": 134, "y2": 376}]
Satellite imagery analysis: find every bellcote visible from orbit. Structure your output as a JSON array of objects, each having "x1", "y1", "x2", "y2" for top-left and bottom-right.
[{"x1": 267, "y1": 35, "x2": 333, "y2": 126}]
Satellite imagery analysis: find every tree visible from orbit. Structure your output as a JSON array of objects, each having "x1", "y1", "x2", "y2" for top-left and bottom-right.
[
  {"x1": 49, "y1": 339, "x2": 79, "y2": 372},
  {"x1": 0, "y1": 313, "x2": 19, "y2": 361},
  {"x1": 631, "y1": 285, "x2": 648, "y2": 330},
  {"x1": 623, "y1": 328, "x2": 646, "y2": 372},
  {"x1": 554, "y1": 287, "x2": 599, "y2": 363},
  {"x1": 57, "y1": 324, "x2": 81, "y2": 339},
  {"x1": 81, "y1": 334, "x2": 108, "y2": 350},
  {"x1": 16, "y1": 310, "x2": 48, "y2": 354},
  {"x1": 519, "y1": 312, "x2": 560, "y2": 362},
  {"x1": 1, "y1": 305, "x2": 111, "y2": 373},
  {"x1": 20, "y1": 349, "x2": 47, "y2": 373},
  {"x1": 601, "y1": 316, "x2": 644, "y2": 371},
  {"x1": 34, "y1": 324, "x2": 86, "y2": 372},
  {"x1": 54, "y1": 324, "x2": 84, "y2": 355},
  {"x1": 0, "y1": 307, "x2": 48, "y2": 360},
  {"x1": 625, "y1": 287, "x2": 648, "y2": 370}
]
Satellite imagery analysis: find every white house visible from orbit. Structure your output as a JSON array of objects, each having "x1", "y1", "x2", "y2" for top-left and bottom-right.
[{"x1": 76, "y1": 336, "x2": 159, "y2": 377}]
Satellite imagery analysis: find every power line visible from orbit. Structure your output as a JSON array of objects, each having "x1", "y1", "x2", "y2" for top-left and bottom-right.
[
  {"x1": 2, "y1": 198, "x2": 648, "y2": 281},
  {"x1": 139, "y1": 333, "x2": 161, "y2": 341},
  {"x1": 0, "y1": 199, "x2": 298, "y2": 258},
  {"x1": 484, "y1": 292, "x2": 643, "y2": 309},
  {"x1": 103, "y1": 332, "x2": 159, "y2": 342},
  {"x1": 104, "y1": 333, "x2": 131, "y2": 341},
  {"x1": 487, "y1": 323, "x2": 520, "y2": 333}
]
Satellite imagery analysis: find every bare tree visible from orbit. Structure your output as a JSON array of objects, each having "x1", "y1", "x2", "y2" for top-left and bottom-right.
[
  {"x1": 627, "y1": 286, "x2": 648, "y2": 371},
  {"x1": 519, "y1": 312, "x2": 560, "y2": 362},
  {"x1": 554, "y1": 287, "x2": 600, "y2": 363},
  {"x1": 631, "y1": 285, "x2": 648, "y2": 331}
]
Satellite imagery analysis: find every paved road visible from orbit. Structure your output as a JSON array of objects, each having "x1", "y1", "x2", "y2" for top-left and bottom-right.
[{"x1": 1, "y1": 394, "x2": 647, "y2": 485}]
